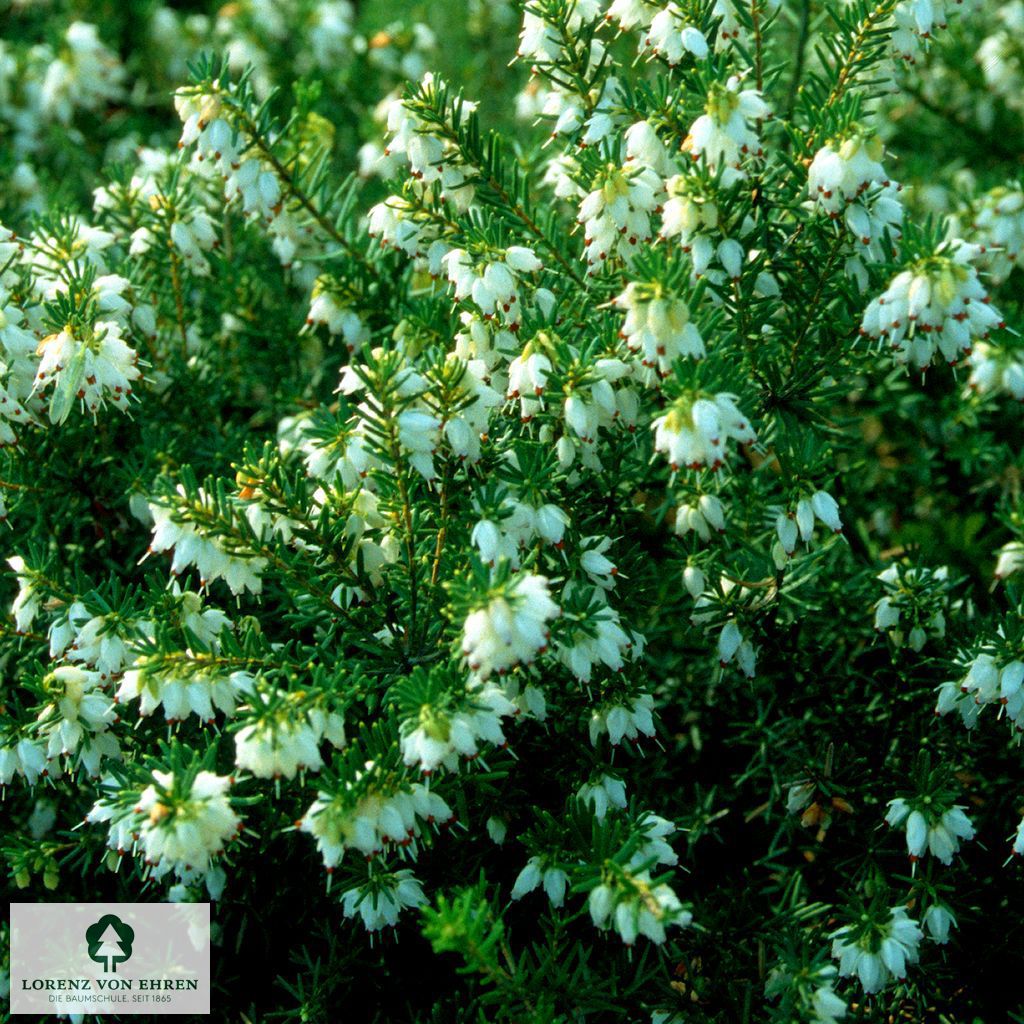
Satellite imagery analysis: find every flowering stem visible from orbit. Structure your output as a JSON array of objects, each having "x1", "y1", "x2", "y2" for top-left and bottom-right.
[
  {"x1": 803, "y1": 0, "x2": 899, "y2": 153},
  {"x1": 784, "y1": 0, "x2": 812, "y2": 119},
  {"x1": 751, "y1": 0, "x2": 764, "y2": 93},
  {"x1": 383, "y1": 424, "x2": 419, "y2": 656},
  {"x1": 422, "y1": 115, "x2": 588, "y2": 287},
  {"x1": 430, "y1": 461, "x2": 452, "y2": 589},
  {"x1": 167, "y1": 245, "x2": 190, "y2": 359},
  {"x1": 902, "y1": 83, "x2": 1024, "y2": 164},
  {"x1": 234, "y1": 108, "x2": 371, "y2": 268},
  {"x1": 786, "y1": 229, "x2": 847, "y2": 376}
]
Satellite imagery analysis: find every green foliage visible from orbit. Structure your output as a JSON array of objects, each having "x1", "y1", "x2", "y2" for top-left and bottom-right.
[{"x1": 1, "y1": 0, "x2": 1024, "y2": 1022}]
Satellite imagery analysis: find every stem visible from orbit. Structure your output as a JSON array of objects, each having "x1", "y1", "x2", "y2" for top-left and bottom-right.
[
  {"x1": 384, "y1": 425, "x2": 419, "y2": 655},
  {"x1": 804, "y1": 0, "x2": 899, "y2": 153},
  {"x1": 902, "y1": 83, "x2": 1023, "y2": 165},
  {"x1": 167, "y1": 245, "x2": 190, "y2": 359},
  {"x1": 237, "y1": 110, "x2": 371, "y2": 268},
  {"x1": 425, "y1": 115, "x2": 588, "y2": 287},
  {"x1": 786, "y1": 228, "x2": 847, "y2": 376},
  {"x1": 784, "y1": 0, "x2": 812, "y2": 120},
  {"x1": 430, "y1": 463, "x2": 452, "y2": 589},
  {"x1": 751, "y1": 0, "x2": 764, "y2": 93}
]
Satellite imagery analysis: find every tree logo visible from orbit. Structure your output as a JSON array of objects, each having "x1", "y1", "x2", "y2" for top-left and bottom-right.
[{"x1": 85, "y1": 914, "x2": 135, "y2": 973}]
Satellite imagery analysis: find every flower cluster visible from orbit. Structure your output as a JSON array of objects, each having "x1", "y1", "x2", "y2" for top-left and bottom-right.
[
  {"x1": 873, "y1": 564, "x2": 950, "y2": 650},
  {"x1": 461, "y1": 573, "x2": 560, "y2": 679},
  {"x1": 87, "y1": 770, "x2": 241, "y2": 886},
  {"x1": 688, "y1": 78, "x2": 769, "y2": 182},
  {"x1": 614, "y1": 281, "x2": 705, "y2": 378},
  {"x1": 830, "y1": 906, "x2": 923, "y2": 994},
  {"x1": 808, "y1": 129, "x2": 903, "y2": 264},
  {"x1": 884, "y1": 797, "x2": 975, "y2": 864},
  {"x1": 234, "y1": 692, "x2": 346, "y2": 779},
  {"x1": 652, "y1": 392, "x2": 757, "y2": 471},
  {"x1": 299, "y1": 775, "x2": 452, "y2": 870},
  {"x1": 2, "y1": 0, "x2": 1024, "y2": 1015},
  {"x1": 860, "y1": 241, "x2": 1005, "y2": 369},
  {"x1": 588, "y1": 868, "x2": 691, "y2": 945},
  {"x1": 578, "y1": 162, "x2": 663, "y2": 270},
  {"x1": 936, "y1": 649, "x2": 1024, "y2": 732},
  {"x1": 148, "y1": 490, "x2": 268, "y2": 595}
]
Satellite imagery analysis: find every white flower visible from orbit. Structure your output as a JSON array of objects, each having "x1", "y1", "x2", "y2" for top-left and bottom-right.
[
  {"x1": 8, "y1": 556, "x2": 42, "y2": 633},
  {"x1": 885, "y1": 798, "x2": 974, "y2": 864},
  {"x1": 557, "y1": 603, "x2": 633, "y2": 682},
  {"x1": 440, "y1": 357, "x2": 502, "y2": 463},
  {"x1": 688, "y1": 77, "x2": 769, "y2": 183},
  {"x1": 177, "y1": 590, "x2": 233, "y2": 649},
  {"x1": 33, "y1": 321, "x2": 140, "y2": 423},
  {"x1": 642, "y1": 6, "x2": 708, "y2": 65},
  {"x1": 300, "y1": 775, "x2": 452, "y2": 869},
  {"x1": 134, "y1": 770, "x2": 241, "y2": 876},
  {"x1": 774, "y1": 491, "x2": 843, "y2": 562},
  {"x1": 0, "y1": 299, "x2": 39, "y2": 445},
  {"x1": 995, "y1": 540, "x2": 1024, "y2": 580},
  {"x1": 717, "y1": 619, "x2": 757, "y2": 676},
  {"x1": 578, "y1": 163, "x2": 662, "y2": 270},
  {"x1": 683, "y1": 565, "x2": 706, "y2": 599},
  {"x1": 442, "y1": 247, "x2": 540, "y2": 330},
  {"x1": 810, "y1": 983, "x2": 847, "y2": 1024},
  {"x1": 872, "y1": 564, "x2": 948, "y2": 650},
  {"x1": 830, "y1": 906, "x2": 923, "y2": 994},
  {"x1": 462, "y1": 573, "x2": 560, "y2": 678},
  {"x1": 234, "y1": 695, "x2": 345, "y2": 780},
  {"x1": 809, "y1": 131, "x2": 902, "y2": 263},
  {"x1": 922, "y1": 903, "x2": 956, "y2": 944},
  {"x1": 511, "y1": 855, "x2": 569, "y2": 907},
  {"x1": 652, "y1": 392, "x2": 756, "y2": 471},
  {"x1": 623, "y1": 121, "x2": 674, "y2": 177},
  {"x1": 0, "y1": 738, "x2": 49, "y2": 785},
  {"x1": 606, "y1": 0, "x2": 655, "y2": 31},
  {"x1": 397, "y1": 409, "x2": 442, "y2": 480},
  {"x1": 368, "y1": 195, "x2": 443, "y2": 258},
  {"x1": 507, "y1": 348, "x2": 552, "y2": 422},
  {"x1": 892, "y1": 0, "x2": 962, "y2": 62},
  {"x1": 169, "y1": 211, "x2": 219, "y2": 277},
  {"x1": 340, "y1": 870, "x2": 427, "y2": 931},
  {"x1": 614, "y1": 282, "x2": 705, "y2": 380},
  {"x1": 659, "y1": 174, "x2": 724, "y2": 277},
  {"x1": 588, "y1": 868, "x2": 691, "y2": 945},
  {"x1": 966, "y1": 341, "x2": 1024, "y2": 402},
  {"x1": 117, "y1": 659, "x2": 253, "y2": 724},
  {"x1": 581, "y1": 537, "x2": 618, "y2": 588},
  {"x1": 860, "y1": 240, "x2": 1004, "y2": 370},
  {"x1": 518, "y1": 0, "x2": 602, "y2": 61},
  {"x1": 35, "y1": 666, "x2": 119, "y2": 777},
  {"x1": 306, "y1": 285, "x2": 370, "y2": 352},
  {"x1": 577, "y1": 775, "x2": 628, "y2": 820},
  {"x1": 39, "y1": 22, "x2": 125, "y2": 125},
  {"x1": 936, "y1": 644, "x2": 1024, "y2": 731},
  {"x1": 1013, "y1": 815, "x2": 1024, "y2": 857},
  {"x1": 148, "y1": 490, "x2": 267, "y2": 595},
  {"x1": 766, "y1": 962, "x2": 846, "y2": 1024},
  {"x1": 589, "y1": 693, "x2": 656, "y2": 746},
  {"x1": 400, "y1": 682, "x2": 518, "y2": 774},
  {"x1": 674, "y1": 494, "x2": 726, "y2": 543},
  {"x1": 381, "y1": 75, "x2": 477, "y2": 209},
  {"x1": 977, "y1": 7, "x2": 1024, "y2": 118},
  {"x1": 50, "y1": 605, "x2": 139, "y2": 679}
]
